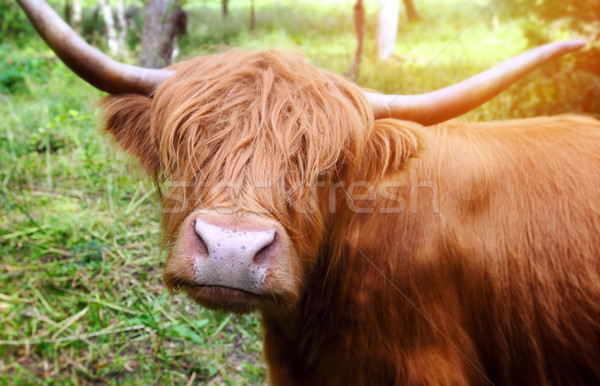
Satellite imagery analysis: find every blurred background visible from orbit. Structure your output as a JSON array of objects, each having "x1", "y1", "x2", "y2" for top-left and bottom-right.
[{"x1": 1, "y1": 0, "x2": 599, "y2": 384}]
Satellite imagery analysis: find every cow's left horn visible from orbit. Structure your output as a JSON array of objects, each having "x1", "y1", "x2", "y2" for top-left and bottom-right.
[
  {"x1": 17, "y1": 0, "x2": 174, "y2": 95},
  {"x1": 367, "y1": 41, "x2": 586, "y2": 125}
]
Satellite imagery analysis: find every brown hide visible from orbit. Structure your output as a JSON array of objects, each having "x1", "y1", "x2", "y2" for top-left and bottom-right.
[{"x1": 263, "y1": 116, "x2": 600, "y2": 385}]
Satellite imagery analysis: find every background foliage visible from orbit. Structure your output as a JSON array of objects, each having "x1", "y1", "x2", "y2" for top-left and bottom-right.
[{"x1": 1, "y1": 0, "x2": 599, "y2": 384}]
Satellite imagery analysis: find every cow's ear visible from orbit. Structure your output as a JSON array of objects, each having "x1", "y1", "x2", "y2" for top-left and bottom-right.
[
  {"x1": 99, "y1": 94, "x2": 160, "y2": 175},
  {"x1": 358, "y1": 119, "x2": 425, "y2": 180}
]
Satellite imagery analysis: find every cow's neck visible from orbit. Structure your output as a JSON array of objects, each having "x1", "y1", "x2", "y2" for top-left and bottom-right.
[
  {"x1": 260, "y1": 122, "x2": 435, "y2": 384},
  {"x1": 260, "y1": 232, "x2": 396, "y2": 384}
]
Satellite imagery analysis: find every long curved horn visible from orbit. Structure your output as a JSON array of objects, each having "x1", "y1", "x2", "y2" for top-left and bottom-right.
[
  {"x1": 367, "y1": 41, "x2": 586, "y2": 125},
  {"x1": 17, "y1": 0, "x2": 173, "y2": 94}
]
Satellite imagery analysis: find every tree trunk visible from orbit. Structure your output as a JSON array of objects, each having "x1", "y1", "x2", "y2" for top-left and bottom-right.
[
  {"x1": 348, "y1": 0, "x2": 365, "y2": 80},
  {"x1": 250, "y1": 0, "x2": 256, "y2": 33},
  {"x1": 402, "y1": 0, "x2": 420, "y2": 21},
  {"x1": 222, "y1": 0, "x2": 228, "y2": 18},
  {"x1": 171, "y1": 10, "x2": 187, "y2": 62},
  {"x1": 72, "y1": 0, "x2": 82, "y2": 33},
  {"x1": 116, "y1": 0, "x2": 127, "y2": 56},
  {"x1": 92, "y1": 7, "x2": 100, "y2": 46},
  {"x1": 377, "y1": 0, "x2": 400, "y2": 62},
  {"x1": 64, "y1": 0, "x2": 72, "y2": 24},
  {"x1": 139, "y1": 0, "x2": 181, "y2": 68},
  {"x1": 98, "y1": 0, "x2": 119, "y2": 57}
]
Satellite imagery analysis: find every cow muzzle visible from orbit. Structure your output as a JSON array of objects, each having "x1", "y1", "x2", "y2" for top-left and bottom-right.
[
  {"x1": 192, "y1": 218, "x2": 278, "y2": 291},
  {"x1": 164, "y1": 211, "x2": 299, "y2": 313}
]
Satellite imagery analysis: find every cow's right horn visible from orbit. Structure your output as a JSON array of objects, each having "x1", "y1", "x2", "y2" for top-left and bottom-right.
[
  {"x1": 17, "y1": 0, "x2": 173, "y2": 95},
  {"x1": 367, "y1": 41, "x2": 586, "y2": 125}
]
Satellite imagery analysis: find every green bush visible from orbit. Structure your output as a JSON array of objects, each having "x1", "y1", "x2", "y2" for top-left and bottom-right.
[
  {"x1": 0, "y1": 66, "x2": 25, "y2": 94},
  {"x1": 0, "y1": 44, "x2": 51, "y2": 94},
  {"x1": 0, "y1": 1, "x2": 34, "y2": 39}
]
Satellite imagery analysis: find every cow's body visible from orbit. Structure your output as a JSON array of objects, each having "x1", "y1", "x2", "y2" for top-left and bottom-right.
[{"x1": 262, "y1": 116, "x2": 600, "y2": 385}]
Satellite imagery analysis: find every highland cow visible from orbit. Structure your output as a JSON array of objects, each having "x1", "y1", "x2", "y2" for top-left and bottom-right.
[{"x1": 18, "y1": 0, "x2": 600, "y2": 384}]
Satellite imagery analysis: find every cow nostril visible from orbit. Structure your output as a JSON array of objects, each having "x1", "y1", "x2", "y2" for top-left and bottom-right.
[
  {"x1": 253, "y1": 244, "x2": 271, "y2": 264},
  {"x1": 193, "y1": 223, "x2": 209, "y2": 256},
  {"x1": 253, "y1": 231, "x2": 277, "y2": 265}
]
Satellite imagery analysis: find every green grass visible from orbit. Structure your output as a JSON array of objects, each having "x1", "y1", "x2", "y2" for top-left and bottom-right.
[{"x1": 1, "y1": 0, "x2": 598, "y2": 384}]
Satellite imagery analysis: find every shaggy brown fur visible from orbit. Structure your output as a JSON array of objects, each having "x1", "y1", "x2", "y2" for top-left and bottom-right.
[
  {"x1": 102, "y1": 50, "x2": 371, "y2": 261},
  {"x1": 101, "y1": 50, "x2": 600, "y2": 385}
]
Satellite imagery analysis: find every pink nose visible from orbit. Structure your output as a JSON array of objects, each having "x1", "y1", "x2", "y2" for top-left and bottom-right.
[
  {"x1": 189, "y1": 218, "x2": 280, "y2": 293},
  {"x1": 194, "y1": 218, "x2": 277, "y2": 264}
]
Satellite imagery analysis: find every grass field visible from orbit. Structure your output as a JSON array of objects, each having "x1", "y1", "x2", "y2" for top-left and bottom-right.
[{"x1": 1, "y1": 0, "x2": 598, "y2": 384}]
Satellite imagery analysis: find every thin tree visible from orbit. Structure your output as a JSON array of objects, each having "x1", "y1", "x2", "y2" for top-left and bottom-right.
[
  {"x1": 64, "y1": 0, "x2": 82, "y2": 33},
  {"x1": 115, "y1": 0, "x2": 127, "y2": 56},
  {"x1": 250, "y1": 0, "x2": 256, "y2": 33},
  {"x1": 402, "y1": 0, "x2": 419, "y2": 21},
  {"x1": 348, "y1": 0, "x2": 365, "y2": 80},
  {"x1": 376, "y1": 0, "x2": 400, "y2": 61},
  {"x1": 222, "y1": 0, "x2": 228, "y2": 18},
  {"x1": 72, "y1": 0, "x2": 82, "y2": 33},
  {"x1": 98, "y1": 0, "x2": 120, "y2": 57},
  {"x1": 139, "y1": 0, "x2": 181, "y2": 68}
]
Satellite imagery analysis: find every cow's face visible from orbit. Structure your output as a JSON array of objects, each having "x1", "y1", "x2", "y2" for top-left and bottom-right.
[{"x1": 102, "y1": 51, "x2": 373, "y2": 314}]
